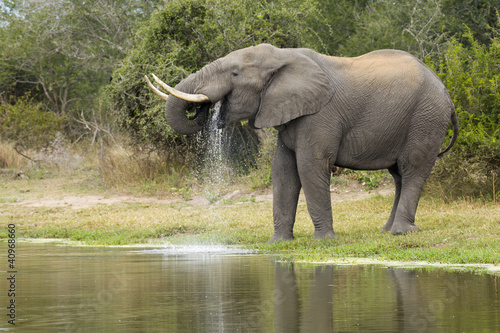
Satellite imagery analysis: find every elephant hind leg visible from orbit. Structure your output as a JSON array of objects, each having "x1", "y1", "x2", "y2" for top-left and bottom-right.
[
  {"x1": 381, "y1": 164, "x2": 401, "y2": 232},
  {"x1": 388, "y1": 103, "x2": 449, "y2": 234},
  {"x1": 389, "y1": 177, "x2": 422, "y2": 235},
  {"x1": 389, "y1": 164, "x2": 435, "y2": 235}
]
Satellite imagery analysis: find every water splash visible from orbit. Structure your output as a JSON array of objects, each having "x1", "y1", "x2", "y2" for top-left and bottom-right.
[{"x1": 131, "y1": 245, "x2": 254, "y2": 255}]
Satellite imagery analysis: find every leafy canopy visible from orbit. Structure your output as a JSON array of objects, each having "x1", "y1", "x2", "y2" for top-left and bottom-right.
[{"x1": 0, "y1": 0, "x2": 160, "y2": 115}]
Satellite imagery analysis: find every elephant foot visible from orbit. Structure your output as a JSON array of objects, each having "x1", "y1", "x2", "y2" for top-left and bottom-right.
[
  {"x1": 381, "y1": 223, "x2": 393, "y2": 232},
  {"x1": 313, "y1": 229, "x2": 338, "y2": 239},
  {"x1": 268, "y1": 233, "x2": 295, "y2": 244},
  {"x1": 390, "y1": 222, "x2": 419, "y2": 235}
]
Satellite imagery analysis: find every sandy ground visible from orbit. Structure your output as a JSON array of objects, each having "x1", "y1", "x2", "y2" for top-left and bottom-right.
[{"x1": 5, "y1": 180, "x2": 393, "y2": 209}]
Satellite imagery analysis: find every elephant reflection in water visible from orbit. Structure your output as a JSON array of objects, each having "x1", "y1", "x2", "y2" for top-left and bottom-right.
[
  {"x1": 273, "y1": 262, "x2": 334, "y2": 332},
  {"x1": 390, "y1": 268, "x2": 437, "y2": 333},
  {"x1": 272, "y1": 264, "x2": 436, "y2": 332}
]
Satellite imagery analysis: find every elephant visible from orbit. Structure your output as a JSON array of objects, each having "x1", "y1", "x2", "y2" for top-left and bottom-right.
[{"x1": 145, "y1": 43, "x2": 459, "y2": 243}]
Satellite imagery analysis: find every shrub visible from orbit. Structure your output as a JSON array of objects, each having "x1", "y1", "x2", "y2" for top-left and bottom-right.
[
  {"x1": 0, "y1": 95, "x2": 63, "y2": 149},
  {"x1": 0, "y1": 141, "x2": 23, "y2": 169},
  {"x1": 428, "y1": 30, "x2": 500, "y2": 123},
  {"x1": 430, "y1": 112, "x2": 499, "y2": 199},
  {"x1": 426, "y1": 30, "x2": 500, "y2": 199}
]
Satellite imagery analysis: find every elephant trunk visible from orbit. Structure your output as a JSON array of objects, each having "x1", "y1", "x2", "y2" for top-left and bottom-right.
[
  {"x1": 163, "y1": 76, "x2": 211, "y2": 135},
  {"x1": 164, "y1": 96, "x2": 210, "y2": 135},
  {"x1": 148, "y1": 60, "x2": 227, "y2": 135}
]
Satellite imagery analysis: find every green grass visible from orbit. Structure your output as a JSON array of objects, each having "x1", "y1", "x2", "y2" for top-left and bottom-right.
[{"x1": 1, "y1": 183, "x2": 499, "y2": 268}]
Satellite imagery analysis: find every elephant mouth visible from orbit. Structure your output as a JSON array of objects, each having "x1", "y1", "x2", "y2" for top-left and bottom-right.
[
  {"x1": 186, "y1": 99, "x2": 227, "y2": 130},
  {"x1": 216, "y1": 98, "x2": 228, "y2": 129},
  {"x1": 187, "y1": 102, "x2": 211, "y2": 122}
]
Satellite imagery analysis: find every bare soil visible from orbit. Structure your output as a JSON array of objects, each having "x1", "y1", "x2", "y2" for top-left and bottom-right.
[{"x1": 3, "y1": 173, "x2": 393, "y2": 210}]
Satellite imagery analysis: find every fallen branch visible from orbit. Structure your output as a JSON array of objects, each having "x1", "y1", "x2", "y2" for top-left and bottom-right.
[{"x1": 13, "y1": 146, "x2": 39, "y2": 163}]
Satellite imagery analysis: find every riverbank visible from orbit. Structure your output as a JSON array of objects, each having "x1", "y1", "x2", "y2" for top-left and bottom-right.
[{"x1": 1, "y1": 171, "x2": 499, "y2": 272}]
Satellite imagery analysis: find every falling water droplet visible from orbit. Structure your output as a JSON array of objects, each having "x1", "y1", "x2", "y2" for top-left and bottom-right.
[{"x1": 197, "y1": 101, "x2": 230, "y2": 203}]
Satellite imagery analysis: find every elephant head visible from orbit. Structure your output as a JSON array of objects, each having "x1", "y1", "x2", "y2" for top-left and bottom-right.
[{"x1": 145, "y1": 44, "x2": 335, "y2": 134}]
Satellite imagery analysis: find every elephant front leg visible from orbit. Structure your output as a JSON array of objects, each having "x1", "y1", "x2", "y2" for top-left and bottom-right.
[
  {"x1": 268, "y1": 137, "x2": 302, "y2": 243},
  {"x1": 298, "y1": 157, "x2": 337, "y2": 239}
]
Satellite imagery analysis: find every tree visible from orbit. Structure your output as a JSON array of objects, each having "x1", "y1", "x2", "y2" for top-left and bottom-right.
[
  {"x1": 0, "y1": 0, "x2": 160, "y2": 116},
  {"x1": 307, "y1": 0, "x2": 371, "y2": 55},
  {"x1": 426, "y1": 28, "x2": 500, "y2": 198},
  {"x1": 337, "y1": 0, "x2": 446, "y2": 58},
  {"x1": 328, "y1": 0, "x2": 499, "y2": 58},
  {"x1": 441, "y1": 0, "x2": 500, "y2": 46},
  {"x1": 430, "y1": 31, "x2": 500, "y2": 123}
]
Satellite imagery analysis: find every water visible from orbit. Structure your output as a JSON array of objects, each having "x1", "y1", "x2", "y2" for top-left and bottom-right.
[
  {"x1": 1, "y1": 242, "x2": 499, "y2": 332},
  {"x1": 197, "y1": 102, "x2": 230, "y2": 202}
]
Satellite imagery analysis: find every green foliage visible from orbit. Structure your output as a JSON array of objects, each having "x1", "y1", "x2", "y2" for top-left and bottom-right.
[
  {"x1": 430, "y1": 112, "x2": 499, "y2": 199},
  {"x1": 352, "y1": 171, "x2": 390, "y2": 190},
  {"x1": 440, "y1": 0, "x2": 500, "y2": 46},
  {"x1": 0, "y1": 0, "x2": 160, "y2": 117},
  {"x1": 428, "y1": 30, "x2": 500, "y2": 123},
  {"x1": 426, "y1": 31, "x2": 500, "y2": 198},
  {"x1": 106, "y1": 0, "x2": 321, "y2": 151},
  {"x1": 0, "y1": 95, "x2": 63, "y2": 149},
  {"x1": 337, "y1": 0, "x2": 446, "y2": 58},
  {"x1": 332, "y1": 0, "x2": 499, "y2": 59},
  {"x1": 297, "y1": 0, "x2": 366, "y2": 55}
]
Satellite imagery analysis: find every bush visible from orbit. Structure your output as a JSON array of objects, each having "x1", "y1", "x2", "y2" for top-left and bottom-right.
[
  {"x1": 428, "y1": 30, "x2": 500, "y2": 123},
  {"x1": 0, "y1": 95, "x2": 63, "y2": 149},
  {"x1": 430, "y1": 112, "x2": 500, "y2": 199},
  {"x1": 426, "y1": 30, "x2": 500, "y2": 199}
]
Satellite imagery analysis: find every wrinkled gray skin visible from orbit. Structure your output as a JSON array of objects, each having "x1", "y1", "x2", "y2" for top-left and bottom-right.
[{"x1": 162, "y1": 44, "x2": 459, "y2": 243}]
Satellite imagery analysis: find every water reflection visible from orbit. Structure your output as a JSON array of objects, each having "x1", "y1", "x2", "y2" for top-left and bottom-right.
[
  {"x1": 274, "y1": 263, "x2": 334, "y2": 332},
  {"x1": 0, "y1": 242, "x2": 498, "y2": 332}
]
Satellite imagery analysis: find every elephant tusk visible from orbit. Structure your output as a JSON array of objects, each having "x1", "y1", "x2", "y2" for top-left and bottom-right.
[
  {"x1": 144, "y1": 75, "x2": 168, "y2": 101},
  {"x1": 151, "y1": 73, "x2": 210, "y2": 103}
]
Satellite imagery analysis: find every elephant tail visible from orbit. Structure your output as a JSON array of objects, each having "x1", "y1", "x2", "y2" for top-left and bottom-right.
[{"x1": 438, "y1": 111, "x2": 459, "y2": 158}]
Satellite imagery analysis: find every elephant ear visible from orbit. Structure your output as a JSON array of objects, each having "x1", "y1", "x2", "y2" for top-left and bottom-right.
[{"x1": 254, "y1": 50, "x2": 334, "y2": 129}]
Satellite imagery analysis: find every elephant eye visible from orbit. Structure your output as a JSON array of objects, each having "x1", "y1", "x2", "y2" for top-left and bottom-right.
[{"x1": 231, "y1": 72, "x2": 238, "y2": 77}]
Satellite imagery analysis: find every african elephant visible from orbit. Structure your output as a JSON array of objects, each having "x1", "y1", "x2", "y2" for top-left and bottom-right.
[{"x1": 145, "y1": 43, "x2": 458, "y2": 243}]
